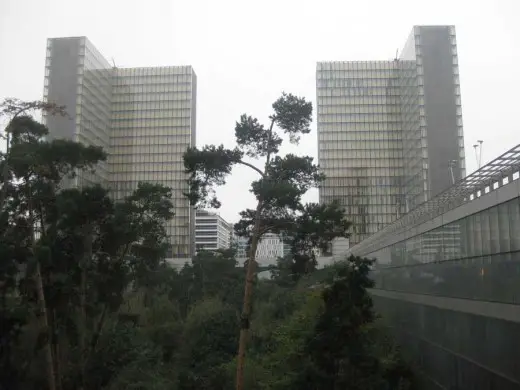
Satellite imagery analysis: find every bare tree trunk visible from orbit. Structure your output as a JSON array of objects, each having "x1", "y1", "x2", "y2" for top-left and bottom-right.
[
  {"x1": 35, "y1": 260, "x2": 57, "y2": 390},
  {"x1": 79, "y1": 226, "x2": 92, "y2": 390},
  {"x1": 235, "y1": 118, "x2": 275, "y2": 390},
  {"x1": 235, "y1": 204, "x2": 262, "y2": 390},
  {"x1": 88, "y1": 305, "x2": 107, "y2": 354},
  {"x1": 28, "y1": 186, "x2": 56, "y2": 390},
  {"x1": 53, "y1": 310, "x2": 62, "y2": 390}
]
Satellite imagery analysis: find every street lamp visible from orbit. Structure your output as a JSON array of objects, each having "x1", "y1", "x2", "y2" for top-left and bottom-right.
[
  {"x1": 448, "y1": 160, "x2": 458, "y2": 185},
  {"x1": 473, "y1": 140, "x2": 484, "y2": 170},
  {"x1": 477, "y1": 140, "x2": 484, "y2": 169}
]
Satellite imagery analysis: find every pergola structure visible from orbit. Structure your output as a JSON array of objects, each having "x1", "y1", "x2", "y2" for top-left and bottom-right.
[{"x1": 351, "y1": 144, "x2": 520, "y2": 255}]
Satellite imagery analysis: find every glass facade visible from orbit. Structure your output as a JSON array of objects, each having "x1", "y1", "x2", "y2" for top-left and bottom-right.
[
  {"x1": 110, "y1": 66, "x2": 196, "y2": 258},
  {"x1": 375, "y1": 297, "x2": 520, "y2": 389},
  {"x1": 317, "y1": 61, "x2": 405, "y2": 244},
  {"x1": 77, "y1": 38, "x2": 113, "y2": 187},
  {"x1": 43, "y1": 37, "x2": 196, "y2": 258},
  {"x1": 371, "y1": 197, "x2": 520, "y2": 304},
  {"x1": 317, "y1": 26, "x2": 465, "y2": 244}
]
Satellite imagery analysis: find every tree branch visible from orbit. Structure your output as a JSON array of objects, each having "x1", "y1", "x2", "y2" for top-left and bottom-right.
[
  {"x1": 264, "y1": 118, "x2": 276, "y2": 171},
  {"x1": 236, "y1": 160, "x2": 264, "y2": 177},
  {"x1": 86, "y1": 305, "x2": 107, "y2": 361}
]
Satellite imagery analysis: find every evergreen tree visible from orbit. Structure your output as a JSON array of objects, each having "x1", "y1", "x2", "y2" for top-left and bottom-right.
[{"x1": 183, "y1": 93, "x2": 351, "y2": 389}]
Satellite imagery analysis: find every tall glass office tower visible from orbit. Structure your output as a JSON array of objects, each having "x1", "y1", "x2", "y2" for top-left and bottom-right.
[
  {"x1": 43, "y1": 37, "x2": 197, "y2": 259},
  {"x1": 43, "y1": 37, "x2": 113, "y2": 188},
  {"x1": 317, "y1": 61, "x2": 404, "y2": 243},
  {"x1": 317, "y1": 26, "x2": 465, "y2": 245}
]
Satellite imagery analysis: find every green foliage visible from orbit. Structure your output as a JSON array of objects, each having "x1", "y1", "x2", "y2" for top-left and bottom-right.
[
  {"x1": 183, "y1": 145, "x2": 243, "y2": 208},
  {"x1": 178, "y1": 298, "x2": 238, "y2": 389},
  {"x1": 182, "y1": 92, "x2": 318, "y2": 213},
  {"x1": 171, "y1": 248, "x2": 244, "y2": 316},
  {"x1": 0, "y1": 100, "x2": 414, "y2": 390},
  {"x1": 0, "y1": 111, "x2": 176, "y2": 389},
  {"x1": 294, "y1": 256, "x2": 416, "y2": 390},
  {"x1": 183, "y1": 92, "x2": 352, "y2": 281},
  {"x1": 251, "y1": 154, "x2": 324, "y2": 212},
  {"x1": 237, "y1": 260, "x2": 415, "y2": 390},
  {"x1": 85, "y1": 323, "x2": 163, "y2": 389},
  {"x1": 183, "y1": 92, "x2": 353, "y2": 389},
  {"x1": 235, "y1": 115, "x2": 282, "y2": 158},
  {"x1": 6, "y1": 115, "x2": 106, "y2": 183},
  {"x1": 271, "y1": 92, "x2": 312, "y2": 143}
]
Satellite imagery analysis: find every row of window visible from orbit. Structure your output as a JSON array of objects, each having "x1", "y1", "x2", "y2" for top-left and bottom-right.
[
  {"x1": 110, "y1": 127, "x2": 193, "y2": 137},
  {"x1": 317, "y1": 87, "x2": 403, "y2": 98},
  {"x1": 320, "y1": 157, "x2": 403, "y2": 169},
  {"x1": 110, "y1": 145, "x2": 188, "y2": 154},
  {"x1": 110, "y1": 135, "x2": 191, "y2": 146},
  {"x1": 78, "y1": 76, "x2": 112, "y2": 102},
  {"x1": 111, "y1": 83, "x2": 192, "y2": 93},
  {"x1": 195, "y1": 225, "x2": 218, "y2": 231},
  {"x1": 321, "y1": 167, "x2": 404, "y2": 177},
  {"x1": 110, "y1": 177, "x2": 188, "y2": 190},
  {"x1": 318, "y1": 104, "x2": 404, "y2": 114},
  {"x1": 317, "y1": 61, "x2": 400, "y2": 71},
  {"x1": 77, "y1": 95, "x2": 112, "y2": 120},
  {"x1": 319, "y1": 113, "x2": 402, "y2": 123},
  {"x1": 317, "y1": 78, "x2": 404, "y2": 88},
  {"x1": 111, "y1": 109, "x2": 192, "y2": 120},
  {"x1": 111, "y1": 101, "x2": 193, "y2": 110},
  {"x1": 110, "y1": 114, "x2": 193, "y2": 125},
  {"x1": 111, "y1": 119, "x2": 193, "y2": 128},
  {"x1": 109, "y1": 154, "x2": 185, "y2": 164},
  {"x1": 318, "y1": 140, "x2": 403, "y2": 151},
  {"x1": 319, "y1": 131, "x2": 403, "y2": 140},
  {"x1": 110, "y1": 163, "x2": 184, "y2": 172},
  {"x1": 318, "y1": 123, "x2": 406, "y2": 132},
  {"x1": 326, "y1": 195, "x2": 406, "y2": 209},
  {"x1": 113, "y1": 75, "x2": 192, "y2": 85},
  {"x1": 115, "y1": 66, "x2": 193, "y2": 76},
  {"x1": 318, "y1": 96, "x2": 402, "y2": 105},
  {"x1": 320, "y1": 192, "x2": 404, "y2": 208},
  {"x1": 113, "y1": 92, "x2": 192, "y2": 103},
  {"x1": 320, "y1": 145, "x2": 404, "y2": 155},
  {"x1": 323, "y1": 176, "x2": 404, "y2": 187},
  {"x1": 195, "y1": 236, "x2": 218, "y2": 242},
  {"x1": 317, "y1": 69, "x2": 401, "y2": 79},
  {"x1": 81, "y1": 76, "x2": 113, "y2": 102}
]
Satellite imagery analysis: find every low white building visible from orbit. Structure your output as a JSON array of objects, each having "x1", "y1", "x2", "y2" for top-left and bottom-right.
[
  {"x1": 235, "y1": 233, "x2": 288, "y2": 266},
  {"x1": 195, "y1": 210, "x2": 232, "y2": 252}
]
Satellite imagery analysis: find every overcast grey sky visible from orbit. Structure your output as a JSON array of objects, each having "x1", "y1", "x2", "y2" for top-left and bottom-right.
[{"x1": 1, "y1": 0, "x2": 519, "y2": 223}]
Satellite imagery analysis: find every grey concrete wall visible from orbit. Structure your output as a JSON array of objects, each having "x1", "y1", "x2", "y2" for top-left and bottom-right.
[
  {"x1": 45, "y1": 38, "x2": 81, "y2": 141},
  {"x1": 373, "y1": 294, "x2": 520, "y2": 389},
  {"x1": 420, "y1": 26, "x2": 462, "y2": 197}
]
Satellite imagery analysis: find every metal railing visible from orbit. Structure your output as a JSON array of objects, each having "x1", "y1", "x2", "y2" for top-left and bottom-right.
[{"x1": 351, "y1": 144, "x2": 520, "y2": 255}]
